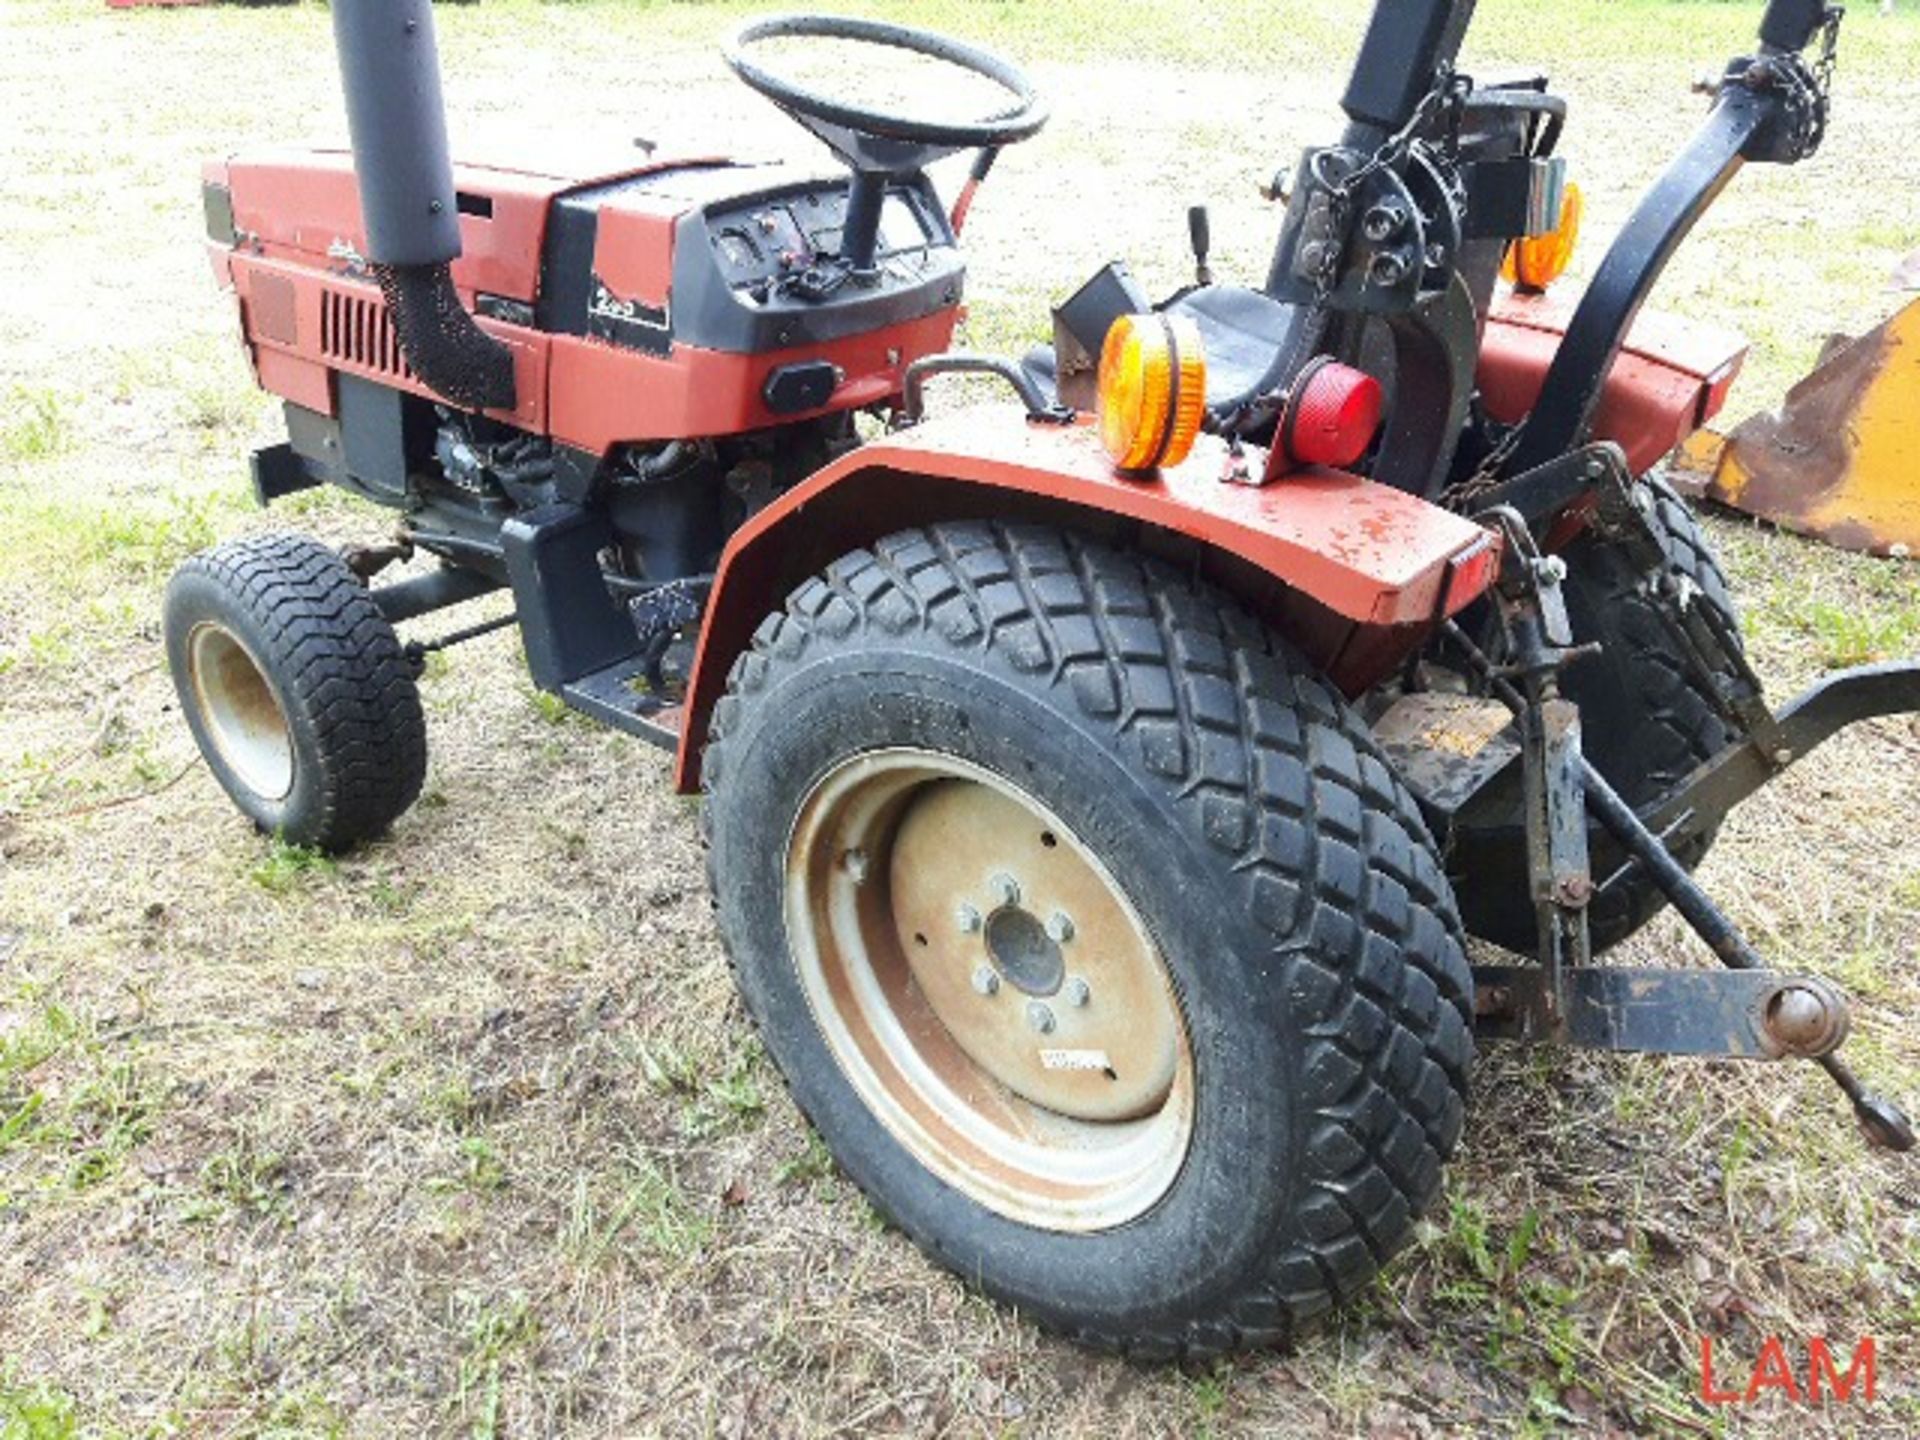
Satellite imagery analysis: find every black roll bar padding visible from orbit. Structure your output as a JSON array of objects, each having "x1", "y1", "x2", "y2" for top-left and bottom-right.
[
  {"x1": 1758, "y1": 0, "x2": 1830, "y2": 52},
  {"x1": 1338, "y1": 0, "x2": 1477, "y2": 140},
  {"x1": 329, "y1": 0, "x2": 462, "y2": 268}
]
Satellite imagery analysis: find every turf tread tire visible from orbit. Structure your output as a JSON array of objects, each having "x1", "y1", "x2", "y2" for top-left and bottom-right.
[
  {"x1": 165, "y1": 533, "x2": 426, "y2": 851},
  {"x1": 702, "y1": 521, "x2": 1473, "y2": 1357}
]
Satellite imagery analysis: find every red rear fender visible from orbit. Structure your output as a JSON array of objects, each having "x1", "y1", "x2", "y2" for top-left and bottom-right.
[
  {"x1": 1478, "y1": 285, "x2": 1748, "y2": 475},
  {"x1": 672, "y1": 407, "x2": 1500, "y2": 791}
]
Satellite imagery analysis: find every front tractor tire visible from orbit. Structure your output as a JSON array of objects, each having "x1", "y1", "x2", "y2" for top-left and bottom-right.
[
  {"x1": 164, "y1": 533, "x2": 427, "y2": 852},
  {"x1": 702, "y1": 522, "x2": 1473, "y2": 1355}
]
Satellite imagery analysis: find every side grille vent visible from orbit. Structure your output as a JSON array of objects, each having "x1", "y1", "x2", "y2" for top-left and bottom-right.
[{"x1": 319, "y1": 286, "x2": 413, "y2": 380}]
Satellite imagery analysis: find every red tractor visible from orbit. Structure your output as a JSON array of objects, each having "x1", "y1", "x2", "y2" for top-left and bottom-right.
[{"x1": 168, "y1": 0, "x2": 1913, "y2": 1355}]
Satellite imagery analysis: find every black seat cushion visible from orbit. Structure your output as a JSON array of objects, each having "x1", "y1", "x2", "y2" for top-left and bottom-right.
[
  {"x1": 1018, "y1": 286, "x2": 1305, "y2": 416},
  {"x1": 1163, "y1": 285, "x2": 1307, "y2": 413}
]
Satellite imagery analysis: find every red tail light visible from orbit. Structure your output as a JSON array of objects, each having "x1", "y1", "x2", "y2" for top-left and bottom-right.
[{"x1": 1281, "y1": 358, "x2": 1384, "y2": 470}]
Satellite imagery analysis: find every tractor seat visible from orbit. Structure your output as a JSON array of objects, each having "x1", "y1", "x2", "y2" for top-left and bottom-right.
[
  {"x1": 1164, "y1": 286, "x2": 1308, "y2": 413},
  {"x1": 1019, "y1": 285, "x2": 1308, "y2": 415}
]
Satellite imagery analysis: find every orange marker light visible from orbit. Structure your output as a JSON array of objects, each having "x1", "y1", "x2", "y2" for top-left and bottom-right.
[
  {"x1": 1502, "y1": 181, "x2": 1583, "y2": 291},
  {"x1": 1096, "y1": 313, "x2": 1206, "y2": 473}
]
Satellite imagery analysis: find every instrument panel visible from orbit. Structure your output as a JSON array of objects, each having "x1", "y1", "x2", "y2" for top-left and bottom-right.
[{"x1": 702, "y1": 182, "x2": 950, "y2": 302}]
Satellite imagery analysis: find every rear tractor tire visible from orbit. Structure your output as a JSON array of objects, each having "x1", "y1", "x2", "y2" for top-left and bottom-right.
[
  {"x1": 1452, "y1": 475, "x2": 1742, "y2": 955},
  {"x1": 164, "y1": 533, "x2": 427, "y2": 851},
  {"x1": 702, "y1": 522, "x2": 1474, "y2": 1356}
]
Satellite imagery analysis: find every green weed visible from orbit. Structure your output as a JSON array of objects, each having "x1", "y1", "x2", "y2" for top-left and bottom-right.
[
  {"x1": 565, "y1": 1154, "x2": 711, "y2": 1267},
  {"x1": 199, "y1": 1137, "x2": 292, "y2": 1220},
  {"x1": 453, "y1": 1295, "x2": 538, "y2": 1440},
  {"x1": 426, "y1": 1135, "x2": 506, "y2": 1197},
  {"x1": 0, "y1": 1371, "x2": 80, "y2": 1440},
  {"x1": 61, "y1": 1059, "x2": 155, "y2": 1190},
  {"x1": 774, "y1": 1127, "x2": 835, "y2": 1188},
  {"x1": 249, "y1": 838, "x2": 339, "y2": 895},
  {"x1": 0, "y1": 387, "x2": 69, "y2": 462},
  {"x1": 1799, "y1": 601, "x2": 1920, "y2": 669}
]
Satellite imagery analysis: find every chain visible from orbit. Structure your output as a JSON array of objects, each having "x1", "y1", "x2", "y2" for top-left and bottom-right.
[
  {"x1": 1741, "y1": 5, "x2": 1842, "y2": 160},
  {"x1": 1440, "y1": 424, "x2": 1523, "y2": 510},
  {"x1": 1221, "y1": 67, "x2": 1466, "y2": 445},
  {"x1": 1814, "y1": 4, "x2": 1843, "y2": 94}
]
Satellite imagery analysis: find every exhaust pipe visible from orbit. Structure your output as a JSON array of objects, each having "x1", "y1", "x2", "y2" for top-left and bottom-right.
[{"x1": 330, "y1": 0, "x2": 515, "y2": 412}]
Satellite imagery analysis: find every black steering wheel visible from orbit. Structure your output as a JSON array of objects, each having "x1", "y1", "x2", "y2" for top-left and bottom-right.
[{"x1": 724, "y1": 14, "x2": 1047, "y2": 270}]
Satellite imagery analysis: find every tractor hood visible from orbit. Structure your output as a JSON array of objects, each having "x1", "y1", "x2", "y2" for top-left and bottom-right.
[{"x1": 205, "y1": 146, "x2": 736, "y2": 306}]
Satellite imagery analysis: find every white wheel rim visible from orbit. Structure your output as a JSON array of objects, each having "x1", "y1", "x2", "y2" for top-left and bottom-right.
[
  {"x1": 785, "y1": 749, "x2": 1195, "y2": 1232},
  {"x1": 187, "y1": 621, "x2": 294, "y2": 802}
]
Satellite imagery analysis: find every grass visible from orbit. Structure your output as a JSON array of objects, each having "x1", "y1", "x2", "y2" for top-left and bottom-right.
[
  {"x1": 248, "y1": 837, "x2": 339, "y2": 895},
  {"x1": 1799, "y1": 600, "x2": 1920, "y2": 669},
  {"x1": 1, "y1": 387, "x2": 69, "y2": 463},
  {"x1": 0, "y1": 0, "x2": 1916, "y2": 1435},
  {"x1": 0, "y1": 1373, "x2": 82, "y2": 1440}
]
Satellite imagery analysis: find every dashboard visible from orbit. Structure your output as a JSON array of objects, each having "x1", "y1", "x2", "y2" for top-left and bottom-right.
[
  {"x1": 703, "y1": 182, "x2": 951, "y2": 302},
  {"x1": 550, "y1": 161, "x2": 966, "y2": 355}
]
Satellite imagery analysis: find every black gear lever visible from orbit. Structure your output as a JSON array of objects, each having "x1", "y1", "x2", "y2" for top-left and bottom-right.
[{"x1": 1188, "y1": 205, "x2": 1214, "y2": 287}]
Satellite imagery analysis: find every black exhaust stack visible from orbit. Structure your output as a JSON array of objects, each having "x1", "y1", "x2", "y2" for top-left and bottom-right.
[{"x1": 330, "y1": 0, "x2": 515, "y2": 412}]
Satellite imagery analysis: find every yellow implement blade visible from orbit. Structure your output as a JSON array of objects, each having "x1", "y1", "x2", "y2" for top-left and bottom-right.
[{"x1": 1706, "y1": 299, "x2": 1920, "y2": 557}]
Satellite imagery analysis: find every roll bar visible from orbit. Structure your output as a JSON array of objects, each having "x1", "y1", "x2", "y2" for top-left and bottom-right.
[
  {"x1": 1338, "y1": 0, "x2": 1477, "y2": 142},
  {"x1": 1759, "y1": 0, "x2": 1833, "y2": 51}
]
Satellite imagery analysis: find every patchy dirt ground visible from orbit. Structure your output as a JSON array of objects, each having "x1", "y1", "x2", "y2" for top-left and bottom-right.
[{"x1": 2, "y1": 1, "x2": 1918, "y2": 1436}]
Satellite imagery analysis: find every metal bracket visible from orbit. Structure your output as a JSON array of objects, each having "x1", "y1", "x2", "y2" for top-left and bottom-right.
[
  {"x1": 1626, "y1": 660, "x2": 1920, "y2": 865},
  {"x1": 1441, "y1": 604, "x2": 1917, "y2": 1150},
  {"x1": 1470, "y1": 509, "x2": 1600, "y2": 1025},
  {"x1": 1474, "y1": 964, "x2": 1850, "y2": 1059},
  {"x1": 1453, "y1": 440, "x2": 1627, "y2": 535},
  {"x1": 897, "y1": 353, "x2": 1075, "y2": 428}
]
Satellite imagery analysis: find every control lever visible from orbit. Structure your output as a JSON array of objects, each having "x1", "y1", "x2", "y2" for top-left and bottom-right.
[
  {"x1": 1188, "y1": 205, "x2": 1213, "y2": 287},
  {"x1": 949, "y1": 146, "x2": 1001, "y2": 237}
]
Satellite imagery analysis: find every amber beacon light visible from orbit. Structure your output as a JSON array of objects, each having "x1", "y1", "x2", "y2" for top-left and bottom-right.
[
  {"x1": 1502, "y1": 180, "x2": 1583, "y2": 291},
  {"x1": 1096, "y1": 313, "x2": 1206, "y2": 473}
]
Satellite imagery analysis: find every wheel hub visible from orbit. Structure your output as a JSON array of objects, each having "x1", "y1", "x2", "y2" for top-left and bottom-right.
[
  {"x1": 785, "y1": 750, "x2": 1193, "y2": 1231},
  {"x1": 886, "y1": 779, "x2": 1180, "y2": 1123},
  {"x1": 186, "y1": 621, "x2": 294, "y2": 801},
  {"x1": 982, "y1": 904, "x2": 1064, "y2": 996}
]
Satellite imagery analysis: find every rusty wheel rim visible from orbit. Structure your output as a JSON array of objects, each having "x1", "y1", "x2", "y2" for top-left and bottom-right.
[
  {"x1": 187, "y1": 621, "x2": 294, "y2": 802},
  {"x1": 785, "y1": 749, "x2": 1194, "y2": 1231}
]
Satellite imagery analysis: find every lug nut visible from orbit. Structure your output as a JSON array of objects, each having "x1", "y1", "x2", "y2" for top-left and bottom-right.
[
  {"x1": 1045, "y1": 911, "x2": 1075, "y2": 944},
  {"x1": 989, "y1": 872, "x2": 1021, "y2": 907},
  {"x1": 1062, "y1": 976, "x2": 1091, "y2": 1009},
  {"x1": 1026, "y1": 1001, "x2": 1056, "y2": 1034},
  {"x1": 841, "y1": 849, "x2": 869, "y2": 884},
  {"x1": 956, "y1": 903, "x2": 983, "y2": 934},
  {"x1": 972, "y1": 965, "x2": 1001, "y2": 997}
]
